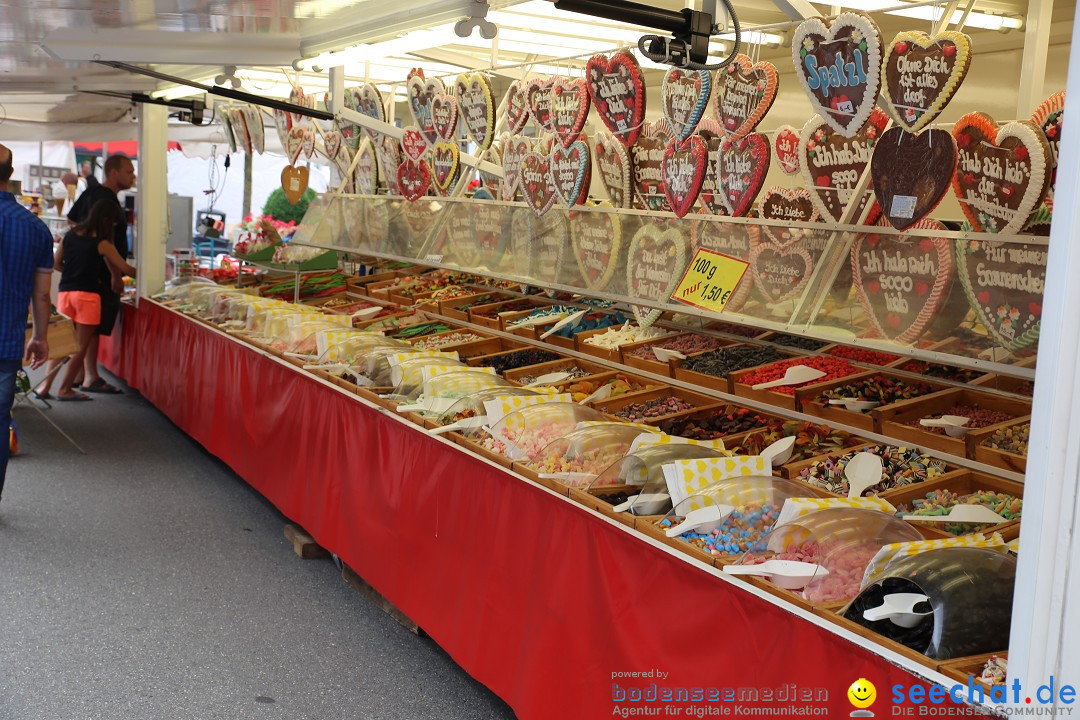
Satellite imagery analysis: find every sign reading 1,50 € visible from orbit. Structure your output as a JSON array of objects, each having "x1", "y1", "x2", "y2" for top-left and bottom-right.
[{"x1": 670, "y1": 248, "x2": 750, "y2": 314}]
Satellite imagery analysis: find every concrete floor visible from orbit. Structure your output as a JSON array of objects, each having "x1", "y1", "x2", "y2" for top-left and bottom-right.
[{"x1": 0, "y1": 373, "x2": 516, "y2": 720}]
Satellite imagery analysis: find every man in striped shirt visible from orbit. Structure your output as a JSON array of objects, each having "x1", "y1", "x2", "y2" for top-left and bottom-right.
[{"x1": 0, "y1": 144, "x2": 54, "y2": 502}]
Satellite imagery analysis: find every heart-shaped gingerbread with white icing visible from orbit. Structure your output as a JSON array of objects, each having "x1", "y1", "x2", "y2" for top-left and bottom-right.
[
  {"x1": 662, "y1": 136, "x2": 707, "y2": 218},
  {"x1": 455, "y1": 73, "x2": 495, "y2": 151},
  {"x1": 662, "y1": 67, "x2": 711, "y2": 142},
  {"x1": 551, "y1": 139, "x2": 591, "y2": 208},
  {"x1": 398, "y1": 159, "x2": 431, "y2": 202},
  {"x1": 586, "y1": 51, "x2": 647, "y2": 147},
  {"x1": 714, "y1": 54, "x2": 779, "y2": 138},
  {"x1": 799, "y1": 109, "x2": 888, "y2": 222},
  {"x1": 571, "y1": 205, "x2": 623, "y2": 291},
  {"x1": 882, "y1": 31, "x2": 972, "y2": 134},
  {"x1": 717, "y1": 132, "x2": 770, "y2": 217},
  {"x1": 594, "y1": 132, "x2": 633, "y2": 209},
  {"x1": 520, "y1": 151, "x2": 557, "y2": 217},
  {"x1": 550, "y1": 77, "x2": 591, "y2": 149},
  {"x1": 626, "y1": 222, "x2": 688, "y2": 326}
]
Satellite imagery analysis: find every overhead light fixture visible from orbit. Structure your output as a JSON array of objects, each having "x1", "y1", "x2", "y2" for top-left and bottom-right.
[
  {"x1": 152, "y1": 84, "x2": 210, "y2": 101},
  {"x1": 293, "y1": 26, "x2": 459, "y2": 71},
  {"x1": 715, "y1": 30, "x2": 784, "y2": 47},
  {"x1": 809, "y1": 0, "x2": 1022, "y2": 30},
  {"x1": 293, "y1": 0, "x2": 356, "y2": 19}
]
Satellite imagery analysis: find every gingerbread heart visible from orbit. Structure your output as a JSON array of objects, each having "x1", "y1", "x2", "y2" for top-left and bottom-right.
[
  {"x1": 229, "y1": 108, "x2": 251, "y2": 155},
  {"x1": 532, "y1": 213, "x2": 570, "y2": 284},
  {"x1": 955, "y1": 232, "x2": 1046, "y2": 351},
  {"x1": 323, "y1": 130, "x2": 343, "y2": 161},
  {"x1": 431, "y1": 93, "x2": 459, "y2": 142},
  {"x1": 717, "y1": 132, "x2": 770, "y2": 217},
  {"x1": 398, "y1": 159, "x2": 431, "y2": 202},
  {"x1": 281, "y1": 165, "x2": 309, "y2": 205},
  {"x1": 714, "y1": 54, "x2": 779, "y2": 138},
  {"x1": 571, "y1": 206, "x2": 623, "y2": 291},
  {"x1": 431, "y1": 141, "x2": 460, "y2": 195},
  {"x1": 852, "y1": 217, "x2": 955, "y2": 343},
  {"x1": 550, "y1": 77, "x2": 591, "y2": 149},
  {"x1": 288, "y1": 85, "x2": 307, "y2": 128},
  {"x1": 526, "y1": 77, "x2": 555, "y2": 134},
  {"x1": 506, "y1": 80, "x2": 531, "y2": 135},
  {"x1": 377, "y1": 136, "x2": 401, "y2": 195},
  {"x1": 632, "y1": 120, "x2": 674, "y2": 212},
  {"x1": 520, "y1": 152, "x2": 557, "y2": 217},
  {"x1": 477, "y1": 145, "x2": 501, "y2": 191},
  {"x1": 799, "y1": 109, "x2": 888, "y2": 222},
  {"x1": 774, "y1": 125, "x2": 801, "y2": 175},
  {"x1": 551, "y1": 140, "x2": 591, "y2": 208},
  {"x1": 696, "y1": 118, "x2": 727, "y2": 215},
  {"x1": 221, "y1": 111, "x2": 238, "y2": 153},
  {"x1": 354, "y1": 141, "x2": 378, "y2": 195},
  {"x1": 792, "y1": 12, "x2": 884, "y2": 138},
  {"x1": 243, "y1": 105, "x2": 265, "y2": 154},
  {"x1": 443, "y1": 202, "x2": 479, "y2": 267},
  {"x1": 882, "y1": 31, "x2": 972, "y2": 134},
  {"x1": 353, "y1": 84, "x2": 386, "y2": 138},
  {"x1": 401, "y1": 127, "x2": 429, "y2": 162},
  {"x1": 301, "y1": 127, "x2": 315, "y2": 160},
  {"x1": 871, "y1": 127, "x2": 956, "y2": 230},
  {"x1": 273, "y1": 108, "x2": 291, "y2": 154},
  {"x1": 332, "y1": 146, "x2": 352, "y2": 192},
  {"x1": 748, "y1": 238, "x2": 814, "y2": 305},
  {"x1": 500, "y1": 133, "x2": 532, "y2": 201},
  {"x1": 1031, "y1": 91, "x2": 1065, "y2": 211},
  {"x1": 594, "y1": 132, "x2": 633, "y2": 209},
  {"x1": 474, "y1": 203, "x2": 512, "y2": 270},
  {"x1": 285, "y1": 126, "x2": 305, "y2": 165},
  {"x1": 690, "y1": 218, "x2": 756, "y2": 311},
  {"x1": 951, "y1": 112, "x2": 1052, "y2": 234},
  {"x1": 758, "y1": 187, "x2": 820, "y2": 223},
  {"x1": 662, "y1": 67, "x2": 711, "y2": 141},
  {"x1": 626, "y1": 223, "x2": 688, "y2": 326},
  {"x1": 455, "y1": 73, "x2": 495, "y2": 151},
  {"x1": 510, "y1": 209, "x2": 536, "y2": 278},
  {"x1": 662, "y1": 136, "x2": 707, "y2": 218},
  {"x1": 407, "y1": 74, "x2": 444, "y2": 146},
  {"x1": 586, "y1": 51, "x2": 647, "y2": 147}
]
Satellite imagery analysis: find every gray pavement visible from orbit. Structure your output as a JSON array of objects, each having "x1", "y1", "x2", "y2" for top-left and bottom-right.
[{"x1": 0, "y1": 372, "x2": 516, "y2": 720}]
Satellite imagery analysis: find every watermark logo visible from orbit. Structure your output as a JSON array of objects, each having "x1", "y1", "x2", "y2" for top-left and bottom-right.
[{"x1": 849, "y1": 678, "x2": 877, "y2": 717}]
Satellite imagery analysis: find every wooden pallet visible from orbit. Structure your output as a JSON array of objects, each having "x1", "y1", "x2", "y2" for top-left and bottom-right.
[
  {"x1": 283, "y1": 523, "x2": 331, "y2": 559},
  {"x1": 341, "y1": 563, "x2": 425, "y2": 636}
]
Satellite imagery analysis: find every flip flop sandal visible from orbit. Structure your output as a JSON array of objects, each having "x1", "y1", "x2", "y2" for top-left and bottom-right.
[
  {"x1": 81, "y1": 380, "x2": 121, "y2": 394},
  {"x1": 32, "y1": 391, "x2": 53, "y2": 400},
  {"x1": 58, "y1": 393, "x2": 93, "y2": 402}
]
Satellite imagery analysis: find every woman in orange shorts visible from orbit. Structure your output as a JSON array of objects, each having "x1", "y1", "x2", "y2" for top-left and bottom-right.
[{"x1": 37, "y1": 200, "x2": 136, "y2": 401}]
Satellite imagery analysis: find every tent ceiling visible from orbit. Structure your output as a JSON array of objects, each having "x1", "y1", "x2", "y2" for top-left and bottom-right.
[{"x1": 0, "y1": 0, "x2": 1068, "y2": 135}]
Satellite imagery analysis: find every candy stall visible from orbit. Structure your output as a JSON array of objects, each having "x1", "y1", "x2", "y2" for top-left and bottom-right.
[{"x1": 68, "y1": 0, "x2": 1080, "y2": 715}]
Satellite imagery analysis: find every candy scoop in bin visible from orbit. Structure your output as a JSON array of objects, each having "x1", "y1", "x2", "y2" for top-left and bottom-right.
[
  {"x1": 861, "y1": 593, "x2": 933, "y2": 628},
  {"x1": 663, "y1": 503, "x2": 736, "y2": 537},
  {"x1": 845, "y1": 452, "x2": 884, "y2": 499},
  {"x1": 723, "y1": 560, "x2": 829, "y2": 590},
  {"x1": 919, "y1": 415, "x2": 971, "y2": 437},
  {"x1": 612, "y1": 493, "x2": 671, "y2": 515},
  {"x1": 751, "y1": 365, "x2": 826, "y2": 390},
  {"x1": 828, "y1": 398, "x2": 881, "y2": 412}
]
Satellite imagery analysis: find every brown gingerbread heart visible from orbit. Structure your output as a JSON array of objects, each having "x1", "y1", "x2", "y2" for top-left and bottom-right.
[
  {"x1": 799, "y1": 108, "x2": 888, "y2": 222},
  {"x1": 871, "y1": 127, "x2": 956, "y2": 231},
  {"x1": 632, "y1": 120, "x2": 673, "y2": 212},
  {"x1": 594, "y1": 132, "x2": 633, "y2": 209},
  {"x1": 281, "y1": 165, "x2": 309, "y2": 205},
  {"x1": 882, "y1": 31, "x2": 972, "y2": 134},
  {"x1": 758, "y1": 187, "x2": 819, "y2": 223}
]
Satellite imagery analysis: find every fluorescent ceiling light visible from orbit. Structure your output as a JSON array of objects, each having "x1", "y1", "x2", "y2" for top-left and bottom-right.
[
  {"x1": 153, "y1": 85, "x2": 209, "y2": 101},
  {"x1": 716, "y1": 30, "x2": 785, "y2": 47},
  {"x1": 809, "y1": 0, "x2": 1022, "y2": 30},
  {"x1": 293, "y1": 0, "x2": 355, "y2": 19},
  {"x1": 295, "y1": 26, "x2": 459, "y2": 71}
]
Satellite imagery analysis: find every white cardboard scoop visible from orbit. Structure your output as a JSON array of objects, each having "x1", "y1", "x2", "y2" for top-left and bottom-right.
[
  {"x1": 845, "y1": 452, "x2": 884, "y2": 499},
  {"x1": 919, "y1": 415, "x2": 971, "y2": 437},
  {"x1": 902, "y1": 504, "x2": 1007, "y2": 525},
  {"x1": 664, "y1": 504, "x2": 736, "y2": 537},
  {"x1": 351, "y1": 306, "x2": 384, "y2": 320},
  {"x1": 539, "y1": 309, "x2": 586, "y2": 338},
  {"x1": 723, "y1": 560, "x2": 829, "y2": 590},
  {"x1": 611, "y1": 492, "x2": 671, "y2": 515},
  {"x1": 761, "y1": 436, "x2": 797, "y2": 468},
  {"x1": 483, "y1": 424, "x2": 526, "y2": 460},
  {"x1": 525, "y1": 371, "x2": 572, "y2": 387},
  {"x1": 428, "y1": 416, "x2": 488, "y2": 435},
  {"x1": 578, "y1": 382, "x2": 614, "y2": 405},
  {"x1": 751, "y1": 365, "x2": 826, "y2": 390},
  {"x1": 652, "y1": 347, "x2": 687, "y2": 362},
  {"x1": 828, "y1": 398, "x2": 881, "y2": 412},
  {"x1": 861, "y1": 592, "x2": 933, "y2": 628}
]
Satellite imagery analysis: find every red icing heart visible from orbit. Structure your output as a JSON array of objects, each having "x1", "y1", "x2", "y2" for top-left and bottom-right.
[
  {"x1": 661, "y1": 136, "x2": 707, "y2": 218},
  {"x1": 919, "y1": 238, "x2": 934, "y2": 252},
  {"x1": 1029, "y1": 301, "x2": 1042, "y2": 316},
  {"x1": 894, "y1": 41, "x2": 909, "y2": 54},
  {"x1": 867, "y1": 280, "x2": 880, "y2": 294},
  {"x1": 915, "y1": 281, "x2": 929, "y2": 296},
  {"x1": 773, "y1": 125, "x2": 801, "y2": 175},
  {"x1": 586, "y1": 51, "x2": 647, "y2": 147},
  {"x1": 550, "y1": 77, "x2": 591, "y2": 149},
  {"x1": 525, "y1": 77, "x2": 555, "y2": 133},
  {"x1": 886, "y1": 313, "x2": 901, "y2": 330},
  {"x1": 401, "y1": 128, "x2": 428, "y2": 161},
  {"x1": 716, "y1": 132, "x2": 770, "y2": 217},
  {"x1": 943, "y1": 44, "x2": 956, "y2": 57},
  {"x1": 397, "y1": 159, "x2": 431, "y2": 202},
  {"x1": 431, "y1": 93, "x2": 459, "y2": 142},
  {"x1": 520, "y1": 152, "x2": 557, "y2": 217},
  {"x1": 977, "y1": 291, "x2": 991, "y2": 305}
]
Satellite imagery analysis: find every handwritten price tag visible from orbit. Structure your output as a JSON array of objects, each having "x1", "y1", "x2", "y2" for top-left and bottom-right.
[{"x1": 670, "y1": 248, "x2": 749, "y2": 314}]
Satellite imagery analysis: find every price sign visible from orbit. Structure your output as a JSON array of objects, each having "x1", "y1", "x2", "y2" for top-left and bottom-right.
[{"x1": 670, "y1": 248, "x2": 749, "y2": 314}]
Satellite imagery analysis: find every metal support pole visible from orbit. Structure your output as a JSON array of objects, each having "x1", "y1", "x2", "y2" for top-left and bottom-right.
[
  {"x1": 1016, "y1": 0, "x2": 1054, "y2": 118},
  {"x1": 136, "y1": 103, "x2": 168, "y2": 299}
]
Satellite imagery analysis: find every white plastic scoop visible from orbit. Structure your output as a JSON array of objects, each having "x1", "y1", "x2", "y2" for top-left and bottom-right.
[
  {"x1": 351, "y1": 306, "x2": 384, "y2": 320},
  {"x1": 429, "y1": 416, "x2": 488, "y2": 435},
  {"x1": 919, "y1": 415, "x2": 971, "y2": 437},
  {"x1": 751, "y1": 365, "x2": 826, "y2": 390},
  {"x1": 652, "y1": 347, "x2": 687, "y2": 362},
  {"x1": 483, "y1": 424, "x2": 525, "y2": 460},
  {"x1": 902, "y1": 504, "x2": 1007, "y2": 525},
  {"x1": 828, "y1": 398, "x2": 881, "y2": 412},
  {"x1": 845, "y1": 452, "x2": 884, "y2": 499},
  {"x1": 525, "y1": 371, "x2": 572, "y2": 387},
  {"x1": 761, "y1": 436, "x2": 797, "y2": 468},
  {"x1": 612, "y1": 492, "x2": 671, "y2": 515},
  {"x1": 664, "y1": 504, "x2": 736, "y2": 537},
  {"x1": 539, "y1": 309, "x2": 587, "y2": 339},
  {"x1": 283, "y1": 351, "x2": 316, "y2": 360},
  {"x1": 723, "y1": 560, "x2": 829, "y2": 590},
  {"x1": 578, "y1": 382, "x2": 614, "y2": 405},
  {"x1": 395, "y1": 397, "x2": 458, "y2": 415},
  {"x1": 861, "y1": 592, "x2": 933, "y2": 628}
]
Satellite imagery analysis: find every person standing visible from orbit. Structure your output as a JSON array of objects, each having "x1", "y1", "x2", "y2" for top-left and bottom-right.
[
  {"x1": 0, "y1": 144, "x2": 54, "y2": 502},
  {"x1": 63, "y1": 153, "x2": 135, "y2": 394}
]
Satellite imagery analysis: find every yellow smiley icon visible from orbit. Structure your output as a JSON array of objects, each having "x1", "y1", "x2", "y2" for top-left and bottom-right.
[{"x1": 848, "y1": 678, "x2": 877, "y2": 709}]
